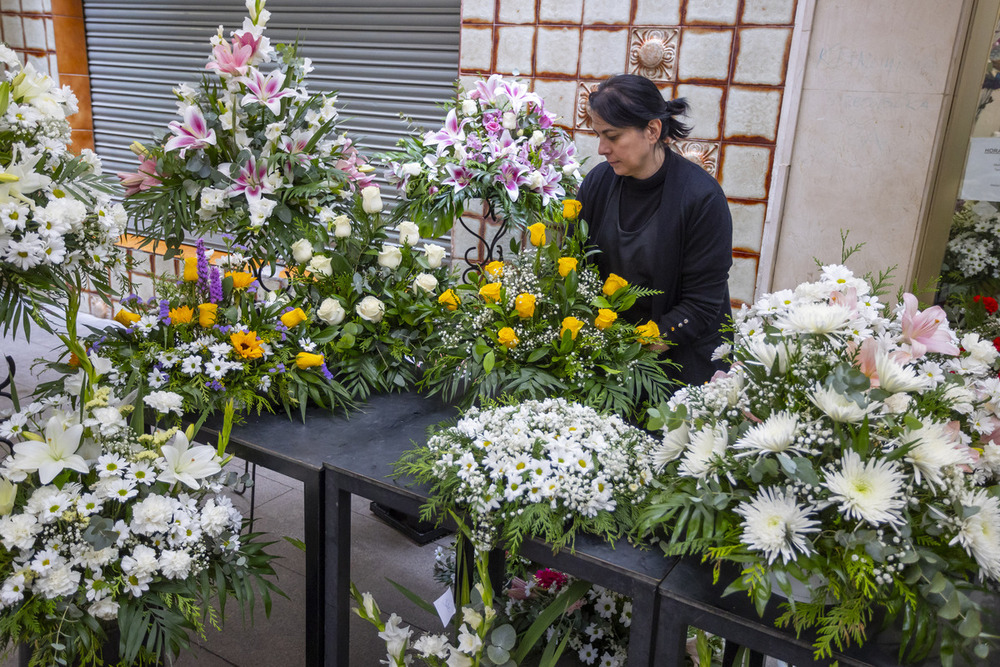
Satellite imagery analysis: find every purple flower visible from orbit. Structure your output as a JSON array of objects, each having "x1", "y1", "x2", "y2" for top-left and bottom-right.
[
  {"x1": 497, "y1": 161, "x2": 529, "y2": 202},
  {"x1": 319, "y1": 364, "x2": 334, "y2": 381},
  {"x1": 442, "y1": 163, "x2": 474, "y2": 193},
  {"x1": 158, "y1": 300, "x2": 171, "y2": 325},
  {"x1": 206, "y1": 380, "x2": 225, "y2": 392},
  {"x1": 209, "y1": 266, "x2": 223, "y2": 303},
  {"x1": 423, "y1": 109, "x2": 467, "y2": 156},
  {"x1": 196, "y1": 239, "x2": 210, "y2": 292},
  {"x1": 229, "y1": 156, "x2": 273, "y2": 202},
  {"x1": 241, "y1": 68, "x2": 296, "y2": 115}
]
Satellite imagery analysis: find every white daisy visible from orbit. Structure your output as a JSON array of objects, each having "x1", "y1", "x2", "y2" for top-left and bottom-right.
[
  {"x1": 735, "y1": 487, "x2": 820, "y2": 564},
  {"x1": 824, "y1": 451, "x2": 905, "y2": 526},
  {"x1": 180, "y1": 355, "x2": 202, "y2": 375},
  {"x1": 733, "y1": 411, "x2": 801, "y2": 456}
]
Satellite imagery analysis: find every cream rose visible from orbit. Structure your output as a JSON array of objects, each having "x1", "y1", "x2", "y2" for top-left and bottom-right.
[
  {"x1": 529, "y1": 130, "x2": 545, "y2": 148},
  {"x1": 461, "y1": 99, "x2": 478, "y2": 116},
  {"x1": 291, "y1": 238, "x2": 313, "y2": 264},
  {"x1": 356, "y1": 296, "x2": 385, "y2": 323},
  {"x1": 423, "y1": 243, "x2": 446, "y2": 268},
  {"x1": 361, "y1": 185, "x2": 383, "y2": 214},
  {"x1": 397, "y1": 221, "x2": 420, "y2": 246},
  {"x1": 333, "y1": 215, "x2": 352, "y2": 238},
  {"x1": 502, "y1": 111, "x2": 516, "y2": 130},
  {"x1": 317, "y1": 297, "x2": 346, "y2": 325},
  {"x1": 401, "y1": 162, "x2": 422, "y2": 177},
  {"x1": 377, "y1": 244, "x2": 402, "y2": 269},
  {"x1": 413, "y1": 273, "x2": 438, "y2": 293},
  {"x1": 308, "y1": 255, "x2": 333, "y2": 276}
]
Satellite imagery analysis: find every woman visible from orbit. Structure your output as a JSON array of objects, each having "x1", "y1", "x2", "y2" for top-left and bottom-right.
[{"x1": 578, "y1": 74, "x2": 732, "y2": 386}]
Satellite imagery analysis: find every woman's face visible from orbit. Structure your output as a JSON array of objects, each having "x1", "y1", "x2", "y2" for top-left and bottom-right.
[{"x1": 590, "y1": 110, "x2": 663, "y2": 180}]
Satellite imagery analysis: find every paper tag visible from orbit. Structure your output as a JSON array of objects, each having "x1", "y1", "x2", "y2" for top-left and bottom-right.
[{"x1": 433, "y1": 588, "x2": 456, "y2": 627}]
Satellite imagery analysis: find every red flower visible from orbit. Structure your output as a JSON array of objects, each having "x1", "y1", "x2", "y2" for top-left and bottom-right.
[
  {"x1": 985, "y1": 297, "x2": 999, "y2": 314},
  {"x1": 534, "y1": 568, "x2": 568, "y2": 591},
  {"x1": 993, "y1": 336, "x2": 1000, "y2": 353}
]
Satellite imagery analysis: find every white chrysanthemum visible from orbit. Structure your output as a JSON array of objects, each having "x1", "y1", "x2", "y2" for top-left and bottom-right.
[
  {"x1": 131, "y1": 494, "x2": 175, "y2": 535},
  {"x1": 776, "y1": 302, "x2": 854, "y2": 334},
  {"x1": 824, "y1": 451, "x2": 905, "y2": 526},
  {"x1": 901, "y1": 421, "x2": 972, "y2": 488},
  {"x1": 808, "y1": 385, "x2": 872, "y2": 423},
  {"x1": 652, "y1": 423, "x2": 689, "y2": 470},
  {"x1": 678, "y1": 425, "x2": 728, "y2": 478},
  {"x1": 735, "y1": 487, "x2": 820, "y2": 564},
  {"x1": 951, "y1": 488, "x2": 1000, "y2": 580},
  {"x1": 875, "y1": 349, "x2": 929, "y2": 394},
  {"x1": 733, "y1": 411, "x2": 801, "y2": 456},
  {"x1": 144, "y1": 390, "x2": 184, "y2": 416}
]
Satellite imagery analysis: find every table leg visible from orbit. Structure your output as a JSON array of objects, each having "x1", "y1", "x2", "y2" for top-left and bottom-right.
[
  {"x1": 304, "y1": 471, "x2": 326, "y2": 667},
  {"x1": 626, "y1": 586, "x2": 660, "y2": 666},
  {"x1": 654, "y1": 597, "x2": 693, "y2": 667},
  {"x1": 324, "y1": 473, "x2": 352, "y2": 667}
]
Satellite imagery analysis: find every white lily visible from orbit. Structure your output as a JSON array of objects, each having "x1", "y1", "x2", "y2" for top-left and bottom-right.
[
  {"x1": 158, "y1": 431, "x2": 221, "y2": 489},
  {"x1": 12, "y1": 417, "x2": 89, "y2": 484}
]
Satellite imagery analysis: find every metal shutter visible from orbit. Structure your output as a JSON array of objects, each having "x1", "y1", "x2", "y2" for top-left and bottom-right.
[{"x1": 83, "y1": 0, "x2": 460, "y2": 181}]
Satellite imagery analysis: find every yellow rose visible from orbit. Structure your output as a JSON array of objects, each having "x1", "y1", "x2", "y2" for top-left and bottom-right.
[
  {"x1": 561, "y1": 316, "x2": 584, "y2": 340},
  {"x1": 226, "y1": 271, "x2": 257, "y2": 290},
  {"x1": 183, "y1": 257, "x2": 199, "y2": 282},
  {"x1": 438, "y1": 289, "x2": 460, "y2": 311},
  {"x1": 168, "y1": 305, "x2": 194, "y2": 325},
  {"x1": 113, "y1": 308, "x2": 140, "y2": 327},
  {"x1": 295, "y1": 352, "x2": 325, "y2": 369},
  {"x1": 497, "y1": 327, "x2": 519, "y2": 348},
  {"x1": 528, "y1": 222, "x2": 547, "y2": 247},
  {"x1": 563, "y1": 199, "x2": 582, "y2": 221},
  {"x1": 479, "y1": 282, "x2": 502, "y2": 304},
  {"x1": 198, "y1": 303, "x2": 218, "y2": 328},
  {"x1": 636, "y1": 320, "x2": 661, "y2": 344},
  {"x1": 557, "y1": 257, "x2": 578, "y2": 278},
  {"x1": 602, "y1": 273, "x2": 629, "y2": 296},
  {"x1": 514, "y1": 293, "x2": 536, "y2": 318},
  {"x1": 594, "y1": 308, "x2": 617, "y2": 330},
  {"x1": 231, "y1": 330, "x2": 264, "y2": 359},
  {"x1": 484, "y1": 261, "x2": 504, "y2": 279},
  {"x1": 281, "y1": 307, "x2": 308, "y2": 329}
]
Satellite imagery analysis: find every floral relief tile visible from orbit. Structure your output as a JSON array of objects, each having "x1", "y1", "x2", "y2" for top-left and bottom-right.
[
  {"x1": 671, "y1": 140, "x2": 720, "y2": 176},
  {"x1": 572, "y1": 131, "x2": 600, "y2": 167},
  {"x1": 634, "y1": 0, "x2": 681, "y2": 26},
  {"x1": 583, "y1": 0, "x2": 630, "y2": 25},
  {"x1": 21, "y1": 16, "x2": 46, "y2": 50},
  {"x1": 539, "y1": 0, "x2": 584, "y2": 24},
  {"x1": 579, "y1": 29, "x2": 628, "y2": 79},
  {"x1": 460, "y1": 26, "x2": 494, "y2": 72},
  {"x1": 532, "y1": 79, "x2": 579, "y2": 127},
  {"x1": 723, "y1": 86, "x2": 782, "y2": 141},
  {"x1": 683, "y1": 0, "x2": 739, "y2": 25},
  {"x1": 575, "y1": 81, "x2": 600, "y2": 129},
  {"x1": 729, "y1": 202, "x2": 767, "y2": 252},
  {"x1": 733, "y1": 27, "x2": 792, "y2": 85},
  {"x1": 677, "y1": 28, "x2": 732, "y2": 81},
  {"x1": 742, "y1": 0, "x2": 797, "y2": 25},
  {"x1": 718, "y1": 144, "x2": 771, "y2": 199},
  {"x1": 728, "y1": 255, "x2": 758, "y2": 304},
  {"x1": 535, "y1": 27, "x2": 581, "y2": 77},
  {"x1": 675, "y1": 84, "x2": 724, "y2": 140},
  {"x1": 497, "y1": 0, "x2": 536, "y2": 25},
  {"x1": 496, "y1": 26, "x2": 535, "y2": 76},
  {"x1": 628, "y1": 28, "x2": 679, "y2": 82},
  {"x1": 462, "y1": 0, "x2": 495, "y2": 23}
]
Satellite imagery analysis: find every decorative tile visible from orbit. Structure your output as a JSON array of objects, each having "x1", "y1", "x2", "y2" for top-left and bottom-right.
[
  {"x1": 44, "y1": 17, "x2": 54, "y2": 51},
  {"x1": 728, "y1": 256, "x2": 758, "y2": 304},
  {"x1": 22, "y1": 0, "x2": 43, "y2": 11},
  {"x1": 579, "y1": 29, "x2": 628, "y2": 79},
  {"x1": 583, "y1": 0, "x2": 630, "y2": 25},
  {"x1": 532, "y1": 79, "x2": 579, "y2": 127},
  {"x1": 634, "y1": 0, "x2": 681, "y2": 26},
  {"x1": 677, "y1": 29, "x2": 732, "y2": 81},
  {"x1": 671, "y1": 140, "x2": 720, "y2": 177},
  {"x1": 742, "y1": 0, "x2": 796, "y2": 25},
  {"x1": 628, "y1": 28, "x2": 679, "y2": 81},
  {"x1": 729, "y1": 202, "x2": 767, "y2": 252},
  {"x1": 0, "y1": 0, "x2": 21, "y2": 12},
  {"x1": 497, "y1": 0, "x2": 536, "y2": 24},
  {"x1": 684, "y1": 0, "x2": 739, "y2": 25},
  {"x1": 733, "y1": 27, "x2": 792, "y2": 85},
  {"x1": 539, "y1": 0, "x2": 583, "y2": 24},
  {"x1": 724, "y1": 86, "x2": 782, "y2": 141},
  {"x1": 675, "y1": 84, "x2": 724, "y2": 140},
  {"x1": 572, "y1": 131, "x2": 600, "y2": 168},
  {"x1": 495, "y1": 26, "x2": 535, "y2": 76},
  {"x1": 575, "y1": 81, "x2": 600, "y2": 129},
  {"x1": 460, "y1": 27, "x2": 493, "y2": 72},
  {"x1": 22, "y1": 16, "x2": 46, "y2": 50},
  {"x1": 536, "y1": 27, "x2": 581, "y2": 77},
  {"x1": 462, "y1": 0, "x2": 494, "y2": 23},
  {"x1": 719, "y1": 144, "x2": 771, "y2": 199},
  {"x1": 2, "y1": 16, "x2": 24, "y2": 48}
]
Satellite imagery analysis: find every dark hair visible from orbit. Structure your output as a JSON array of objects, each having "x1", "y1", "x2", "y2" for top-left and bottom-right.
[{"x1": 588, "y1": 74, "x2": 690, "y2": 141}]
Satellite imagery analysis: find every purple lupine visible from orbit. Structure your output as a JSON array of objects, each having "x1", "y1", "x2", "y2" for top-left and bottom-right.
[
  {"x1": 319, "y1": 364, "x2": 334, "y2": 381},
  {"x1": 158, "y1": 300, "x2": 171, "y2": 325},
  {"x1": 196, "y1": 239, "x2": 210, "y2": 293},
  {"x1": 209, "y1": 266, "x2": 223, "y2": 303}
]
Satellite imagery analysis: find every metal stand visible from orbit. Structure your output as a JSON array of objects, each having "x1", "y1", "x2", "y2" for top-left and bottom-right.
[
  {"x1": 0, "y1": 355, "x2": 15, "y2": 451},
  {"x1": 458, "y1": 200, "x2": 510, "y2": 281}
]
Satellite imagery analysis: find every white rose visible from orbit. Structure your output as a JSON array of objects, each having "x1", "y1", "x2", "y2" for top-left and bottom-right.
[
  {"x1": 461, "y1": 99, "x2": 478, "y2": 116},
  {"x1": 502, "y1": 111, "x2": 516, "y2": 130},
  {"x1": 401, "y1": 162, "x2": 422, "y2": 177},
  {"x1": 412, "y1": 273, "x2": 438, "y2": 293},
  {"x1": 308, "y1": 255, "x2": 333, "y2": 276},
  {"x1": 333, "y1": 215, "x2": 352, "y2": 238},
  {"x1": 377, "y1": 244, "x2": 402, "y2": 269},
  {"x1": 356, "y1": 296, "x2": 385, "y2": 323},
  {"x1": 317, "y1": 298, "x2": 346, "y2": 326},
  {"x1": 529, "y1": 130, "x2": 545, "y2": 148},
  {"x1": 423, "y1": 243, "x2": 446, "y2": 268},
  {"x1": 526, "y1": 171, "x2": 545, "y2": 189},
  {"x1": 361, "y1": 185, "x2": 383, "y2": 214},
  {"x1": 291, "y1": 238, "x2": 312, "y2": 264},
  {"x1": 397, "y1": 221, "x2": 420, "y2": 246}
]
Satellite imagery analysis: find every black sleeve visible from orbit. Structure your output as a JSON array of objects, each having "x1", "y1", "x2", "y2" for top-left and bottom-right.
[
  {"x1": 659, "y1": 190, "x2": 732, "y2": 345},
  {"x1": 577, "y1": 162, "x2": 613, "y2": 244}
]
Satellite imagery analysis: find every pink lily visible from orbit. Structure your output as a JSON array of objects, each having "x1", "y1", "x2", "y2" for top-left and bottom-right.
[
  {"x1": 241, "y1": 68, "x2": 295, "y2": 115},
  {"x1": 233, "y1": 29, "x2": 264, "y2": 60},
  {"x1": 280, "y1": 130, "x2": 313, "y2": 170},
  {"x1": 206, "y1": 40, "x2": 254, "y2": 78},
  {"x1": 423, "y1": 109, "x2": 467, "y2": 156},
  {"x1": 442, "y1": 162, "x2": 474, "y2": 193},
  {"x1": 900, "y1": 293, "x2": 959, "y2": 359},
  {"x1": 164, "y1": 105, "x2": 217, "y2": 157},
  {"x1": 229, "y1": 156, "x2": 273, "y2": 202},
  {"x1": 470, "y1": 74, "x2": 505, "y2": 104},
  {"x1": 117, "y1": 158, "x2": 162, "y2": 197},
  {"x1": 497, "y1": 161, "x2": 528, "y2": 201},
  {"x1": 335, "y1": 139, "x2": 375, "y2": 190},
  {"x1": 535, "y1": 165, "x2": 564, "y2": 205},
  {"x1": 501, "y1": 79, "x2": 537, "y2": 113}
]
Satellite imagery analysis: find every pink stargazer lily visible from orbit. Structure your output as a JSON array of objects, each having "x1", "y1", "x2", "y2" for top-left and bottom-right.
[
  {"x1": 164, "y1": 106, "x2": 217, "y2": 157},
  {"x1": 281, "y1": 130, "x2": 313, "y2": 170},
  {"x1": 497, "y1": 161, "x2": 528, "y2": 201},
  {"x1": 229, "y1": 156, "x2": 273, "y2": 202},
  {"x1": 442, "y1": 162, "x2": 474, "y2": 193},
  {"x1": 470, "y1": 74, "x2": 505, "y2": 103},
  {"x1": 900, "y1": 293, "x2": 959, "y2": 359},
  {"x1": 206, "y1": 40, "x2": 254, "y2": 77},
  {"x1": 117, "y1": 158, "x2": 162, "y2": 197},
  {"x1": 241, "y1": 68, "x2": 295, "y2": 115},
  {"x1": 233, "y1": 29, "x2": 264, "y2": 59},
  {"x1": 423, "y1": 109, "x2": 467, "y2": 156}
]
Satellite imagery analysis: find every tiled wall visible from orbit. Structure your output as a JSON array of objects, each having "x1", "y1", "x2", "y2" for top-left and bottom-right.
[
  {"x1": 460, "y1": 0, "x2": 799, "y2": 306},
  {"x1": 0, "y1": 0, "x2": 58, "y2": 76}
]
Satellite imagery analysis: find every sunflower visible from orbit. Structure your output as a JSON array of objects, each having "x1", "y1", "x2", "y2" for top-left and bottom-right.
[{"x1": 230, "y1": 330, "x2": 264, "y2": 359}]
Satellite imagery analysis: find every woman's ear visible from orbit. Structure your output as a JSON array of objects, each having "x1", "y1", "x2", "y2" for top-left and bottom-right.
[{"x1": 646, "y1": 118, "x2": 663, "y2": 143}]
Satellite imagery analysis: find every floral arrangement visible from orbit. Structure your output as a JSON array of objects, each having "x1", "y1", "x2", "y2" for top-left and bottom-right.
[
  {"x1": 419, "y1": 207, "x2": 673, "y2": 421},
  {"x1": 117, "y1": 0, "x2": 374, "y2": 265},
  {"x1": 385, "y1": 74, "x2": 582, "y2": 238},
  {"x1": 0, "y1": 45, "x2": 125, "y2": 336},
  {"x1": 91, "y1": 238, "x2": 353, "y2": 421},
  {"x1": 398, "y1": 398, "x2": 658, "y2": 556},
  {"x1": 940, "y1": 201, "x2": 1000, "y2": 300},
  {"x1": 283, "y1": 199, "x2": 456, "y2": 399},
  {"x1": 639, "y1": 263, "x2": 1000, "y2": 663},
  {"x1": 0, "y1": 354, "x2": 279, "y2": 666}
]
